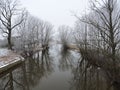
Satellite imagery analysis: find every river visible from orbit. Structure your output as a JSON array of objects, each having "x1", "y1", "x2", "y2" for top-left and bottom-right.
[{"x1": 0, "y1": 45, "x2": 80, "y2": 90}]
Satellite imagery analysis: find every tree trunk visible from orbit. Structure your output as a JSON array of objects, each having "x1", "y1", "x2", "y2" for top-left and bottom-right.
[{"x1": 8, "y1": 30, "x2": 12, "y2": 50}]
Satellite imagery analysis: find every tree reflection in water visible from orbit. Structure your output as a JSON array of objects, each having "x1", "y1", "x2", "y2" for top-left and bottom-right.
[
  {"x1": 70, "y1": 57, "x2": 113, "y2": 90},
  {"x1": 0, "y1": 49, "x2": 54, "y2": 90},
  {"x1": 59, "y1": 48, "x2": 76, "y2": 71},
  {"x1": 0, "y1": 46, "x2": 110, "y2": 90}
]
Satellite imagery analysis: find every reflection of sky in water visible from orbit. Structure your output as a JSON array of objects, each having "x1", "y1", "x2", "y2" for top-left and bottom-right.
[
  {"x1": 0, "y1": 45, "x2": 80, "y2": 90},
  {"x1": 33, "y1": 45, "x2": 79, "y2": 90}
]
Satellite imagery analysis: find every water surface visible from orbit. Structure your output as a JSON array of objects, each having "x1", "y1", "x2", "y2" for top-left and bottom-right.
[{"x1": 0, "y1": 45, "x2": 80, "y2": 90}]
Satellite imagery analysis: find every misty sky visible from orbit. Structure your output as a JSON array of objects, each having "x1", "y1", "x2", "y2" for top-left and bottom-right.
[{"x1": 20, "y1": 0, "x2": 89, "y2": 29}]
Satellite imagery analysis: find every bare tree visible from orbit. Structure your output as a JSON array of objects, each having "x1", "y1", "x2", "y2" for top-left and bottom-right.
[
  {"x1": 16, "y1": 14, "x2": 41, "y2": 54},
  {"x1": 58, "y1": 25, "x2": 72, "y2": 50},
  {"x1": 16, "y1": 13, "x2": 53, "y2": 56},
  {"x1": 0, "y1": 0, "x2": 25, "y2": 49},
  {"x1": 39, "y1": 21, "x2": 53, "y2": 49},
  {"x1": 75, "y1": 0, "x2": 120, "y2": 90}
]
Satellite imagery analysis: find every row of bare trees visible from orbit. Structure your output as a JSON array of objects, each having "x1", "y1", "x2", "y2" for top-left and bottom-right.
[
  {"x1": 15, "y1": 14, "x2": 53, "y2": 52},
  {"x1": 0, "y1": 0, "x2": 53, "y2": 51},
  {"x1": 73, "y1": 0, "x2": 120, "y2": 90}
]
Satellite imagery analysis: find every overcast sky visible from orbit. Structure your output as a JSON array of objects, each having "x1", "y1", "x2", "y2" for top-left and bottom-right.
[{"x1": 20, "y1": 0, "x2": 89, "y2": 29}]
